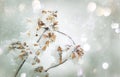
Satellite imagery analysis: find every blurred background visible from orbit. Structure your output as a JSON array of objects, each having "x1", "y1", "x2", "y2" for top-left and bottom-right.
[{"x1": 0, "y1": 0, "x2": 120, "y2": 77}]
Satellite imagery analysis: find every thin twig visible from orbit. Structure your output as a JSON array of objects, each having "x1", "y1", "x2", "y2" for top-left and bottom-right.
[
  {"x1": 56, "y1": 31, "x2": 76, "y2": 45},
  {"x1": 45, "y1": 59, "x2": 68, "y2": 72},
  {"x1": 37, "y1": 29, "x2": 47, "y2": 43},
  {"x1": 15, "y1": 59, "x2": 26, "y2": 77},
  {"x1": 15, "y1": 29, "x2": 47, "y2": 77},
  {"x1": 44, "y1": 30, "x2": 76, "y2": 72}
]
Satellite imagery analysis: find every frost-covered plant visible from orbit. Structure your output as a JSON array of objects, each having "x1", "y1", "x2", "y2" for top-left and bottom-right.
[{"x1": 5, "y1": 10, "x2": 84, "y2": 77}]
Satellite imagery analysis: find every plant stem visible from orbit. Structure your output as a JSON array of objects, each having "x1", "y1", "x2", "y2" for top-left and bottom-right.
[
  {"x1": 45, "y1": 30, "x2": 76, "y2": 72},
  {"x1": 37, "y1": 29, "x2": 47, "y2": 43},
  {"x1": 56, "y1": 31, "x2": 76, "y2": 45},
  {"x1": 15, "y1": 59, "x2": 26, "y2": 77},
  {"x1": 15, "y1": 30, "x2": 76, "y2": 76},
  {"x1": 45, "y1": 59, "x2": 68, "y2": 72},
  {"x1": 15, "y1": 29, "x2": 47, "y2": 77}
]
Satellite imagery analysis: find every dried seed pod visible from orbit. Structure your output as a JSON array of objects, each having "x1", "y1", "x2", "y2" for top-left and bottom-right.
[
  {"x1": 34, "y1": 43, "x2": 38, "y2": 46},
  {"x1": 76, "y1": 48, "x2": 84, "y2": 58},
  {"x1": 45, "y1": 40, "x2": 49, "y2": 47},
  {"x1": 34, "y1": 56, "x2": 40, "y2": 63},
  {"x1": 9, "y1": 41, "x2": 23, "y2": 49},
  {"x1": 36, "y1": 26, "x2": 40, "y2": 31},
  {"x1": 36, "y1": 59, "x2": 40, "y2": 63},
  {"x1": 17, "y1": 45, "x2": 24, "y2": 49},
  {"x1": 38, "y1": 19, "x2": 45, "y2": 28},
  {"x1": 43, "y1": 34, "x2": 49, "y2": 38},
  {"x1": 42, "y1": 10, "x2": 47, "y2": 14},
  {"x1": 42, "y1": 46, "x2": 47, "y2": 51},
  {"x1": 51, "y1": 33, "x2": 56, "y2": 41},
  {"x1": 35, "y1": 66, "x2": 44, "y2": 72},
  {"x1": 18, "y1": 51, "x2": 27, "y2": 60},
  {"x1": 53, "y1": 21, "x2": 58, "y2": 26},
  {"x1": 48, "y1": 32, "x2": 56, "y2": 41},
  {"x1": 53, "y1": 26, "x2": 58, "y2": 31},
  {"x1": 79, "y1": 48, "x2": 84, "y2": 52},
  {"x1": 46, "y1": 15, "x2": 54, "y2": 21},
  {"x1": 35, "y1": 50, "x2": 40, "y2": 56},
  {"x1": 38, "y1": 66, "x2": 43, "y2": 72},
  {"x1": 48, "y1": 32, "x2": 52, "y2": 37},
  {"x1": 74, "y1": 45, "x2": 84, "y2": 57},
  {"x1": 71, "y1": 53, "x2": 76, "y2": 59},
  {"x1": 57, "y1": 46, "x2": 62, "y2": 53},
  {"x1": 53, "y1": 13, "x2": 57, "y2": 17}
]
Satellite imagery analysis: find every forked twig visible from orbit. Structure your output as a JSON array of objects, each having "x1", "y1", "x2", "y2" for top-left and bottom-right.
[
  {"x1": 44, "y1": 30, "x2": 76, "y2": 72},
  {"x1": 45, "y1": 59, "x2": 68, "y2": 72},
  {"x1": 15, "y1": 29, "x2": 47, "y2": 77},
  {"x1": 15, "y1": 30, "x2": 76, "y2": 77},
  {"x1": 37, "y1": 29, "x2": 47, "y2": 43},
  {"x1": 56, "y1": 31, "x2": 76, "y2": 45}
]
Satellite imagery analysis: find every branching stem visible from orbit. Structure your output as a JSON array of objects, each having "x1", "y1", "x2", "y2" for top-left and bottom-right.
[
  {"x1": 15, "y1": 30, "x2": 76, "y2": 77},
  {"x1": 56, "y1": 31, "x2": 76, "y2": 45},
  {"x1": 44, "y1": 30, "x2": 76, "y2": 72},
  {"x1": 37, "y1": 29, "x2": 47, "y2": 43},
  {"x1": 15, "y1": 29, "x2": 47, "y2": 77},
  {"x1": 45, "y1": 59, "x2": 68, "y2": 72}
]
